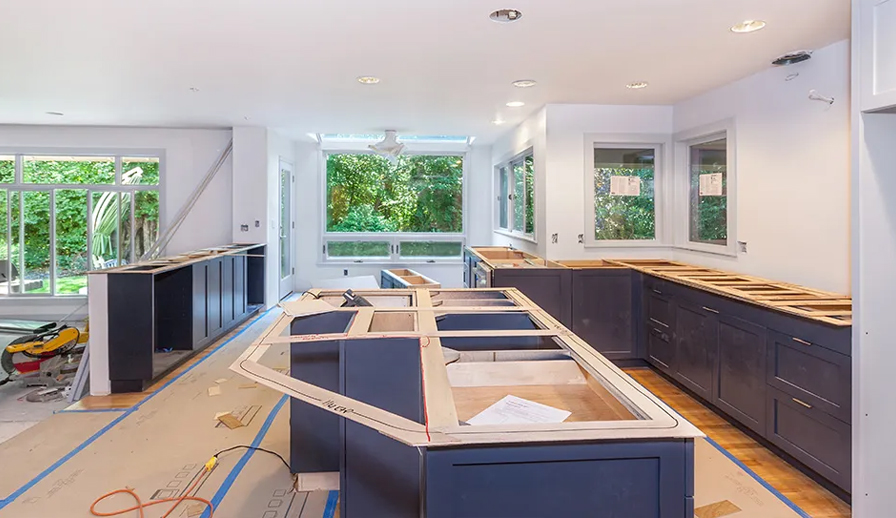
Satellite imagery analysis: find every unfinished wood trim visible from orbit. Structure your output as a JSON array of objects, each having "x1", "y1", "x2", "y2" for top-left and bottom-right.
[
  {"x1": 415, "y1": 289, "x2": 459, "y2": 428},
  {"x1": 347, "y1": 308, "x2": 375, "y2": 335},
  {"x1": 88, "y1": 244, "x2": 263, "y2": 275}
]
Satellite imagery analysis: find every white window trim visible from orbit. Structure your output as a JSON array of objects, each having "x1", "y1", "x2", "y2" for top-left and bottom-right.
[
  {"x1": 0, "y1": 149, "x2": 165, "y2": 298},
  {"x1": 493, "y1": 148, "x2": 536, "y2": 242},
  {"x1": 318, "y1": 147, "x2": 468, "y2": 265},
  {"x1": 583, "y1": 133, "x2": 672, "y2": 248},
  {"x1": 673, "y1": 119, "x2": 737, "y2": 257}
]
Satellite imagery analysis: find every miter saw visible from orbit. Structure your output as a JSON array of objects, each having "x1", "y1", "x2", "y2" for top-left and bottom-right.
[{"x1": 0, "y1": 324, "x2": 87, "y2": 388}]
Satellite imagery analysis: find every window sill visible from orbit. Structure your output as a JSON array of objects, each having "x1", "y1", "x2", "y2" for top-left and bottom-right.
[
  {"x1": 674, "y1": 243, "x2": 737, "y2": 258},
  {"x1": 583, "y1": 240, "x2": 668, "y2": 249},
  {"x1": 494, "y1": 229, "x2": 537, "y2": 245},
  {"x1": 318, "y1": 260, "x2": 464, "y2": 267}
]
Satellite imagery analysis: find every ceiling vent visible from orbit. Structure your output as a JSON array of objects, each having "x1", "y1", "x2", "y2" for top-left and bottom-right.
[
  {"x1": 369, "y1": 130, "x2": 405, "y2": 164},
  {"x1": 772, "y1": 50, "x2": 813, "y2": 66}
]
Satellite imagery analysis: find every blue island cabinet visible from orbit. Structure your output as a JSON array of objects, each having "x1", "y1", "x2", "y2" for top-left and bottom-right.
[{"x1": 424, "y1": 440, "x2": 695, "y2": 518}]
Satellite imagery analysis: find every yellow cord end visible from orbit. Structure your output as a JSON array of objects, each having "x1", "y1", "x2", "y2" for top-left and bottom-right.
[{"x1": 205, "y1": 457, "x2": 217, "y2": 471}]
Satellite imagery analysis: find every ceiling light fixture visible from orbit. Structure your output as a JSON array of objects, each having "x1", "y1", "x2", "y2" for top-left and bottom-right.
[
  {"x1": 357, "y1": 76, "x2": 380, "y2": 85},
  {"x1": 492, "y1": 119, "x2": 505, "y2": 125},
  {"x1": 490, "y1": 9, "x2": 522, "y2": 23},
  {"x1": 730, "y1": 20, "x2": 767, "y2": 33},
  {"x1": 512, "y1": 79, "x2": 537, "y2": 88},
  {"x1": 189, "y1": 87, "x2": 199, "y2": 92},
  {"x1": 506, "y1": 101, "x2": 525, "y2": 107},
  {"x1": 45, "y1": 111, "x2": 64, "y2": 116},
  {"x1": 625, "y1": 82, "x2": 649, "y2": 89}
]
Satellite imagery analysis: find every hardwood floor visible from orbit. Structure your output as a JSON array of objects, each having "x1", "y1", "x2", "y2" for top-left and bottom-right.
[{"x1": 624, "y1": 367, "x2": 851, "y2": 518}]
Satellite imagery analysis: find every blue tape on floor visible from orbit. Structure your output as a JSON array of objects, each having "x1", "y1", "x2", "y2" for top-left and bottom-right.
[
  {"x1": 0, "y1": 305, "x2": 277, "y2": 509},
  {"x1": 703, "y1": 436, "x2": 811, "y2": 518},
  {"x1": 201, "y1": 394, "x2": 289, "y2": 518},
  {"x1": 323, "y1": 490, "x2": 339, "y2": 518}
]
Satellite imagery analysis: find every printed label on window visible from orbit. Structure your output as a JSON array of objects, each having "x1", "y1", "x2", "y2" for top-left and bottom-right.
[
  {"x1": 699, "y1": 173, "x2": 724, "y2": 196},
  {"x1": 610, "y1": 176, "x2": 641, "y2": 196}
]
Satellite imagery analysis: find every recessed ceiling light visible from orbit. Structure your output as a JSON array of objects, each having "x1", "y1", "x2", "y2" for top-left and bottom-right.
[
  {"x1": 357, "y1": 76, "x2": 380, "y2": 85},
  {"x1": 189, "y1": 87, "x2": 199, "y2": 92},
  {"x1": 492, "y1": 119, "x2": 505, "y2": 125},
  {"x1": 45, "y1": 111, "x2": 64, "y2": 116},
  {"x1": 506, "y1": 101, "x2": 525, "y2": 107},
  {"x1": 625, "y1": 82, "x2": 649, "y2": 90},
  {"x1": 490, "y1": 9, "x2": 522, "y2": 23},
  {"x1": 512, "y1": 79, "x2": 537, "y2": 88},
  {"x1": 730, "y1": 20, "x2": 767, "y2": 33}
]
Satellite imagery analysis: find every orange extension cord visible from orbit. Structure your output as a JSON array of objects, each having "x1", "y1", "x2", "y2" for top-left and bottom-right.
[{"x1": 89, "y1": 458, "x2": 216, "y2": 518}]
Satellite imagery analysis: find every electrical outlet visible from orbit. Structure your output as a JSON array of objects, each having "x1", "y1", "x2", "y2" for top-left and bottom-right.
[
  {"x1": 738, "y1": 241, "x2": 748, "y2": 253},
  {"x1": 240, "y1": 224, "x2": 249, "y2": 232},
  {"x1": 551, "y1": 233, "x2": 558, "y2": 244},
  {"x1": 343, "y1": 269, "x2": 349, "y2": 276},
  {"x1": 254, "y1": 220, "x2": 260, "y2": 228},
  {"x1": 577, "y1": 234, "x2": 584, "y2": 244}
]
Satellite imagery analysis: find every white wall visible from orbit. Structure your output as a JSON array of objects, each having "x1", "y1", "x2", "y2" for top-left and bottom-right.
[
  {"x1": 672, "y1": 40, "x2": 851, "y2": 294},
  {"x1": 490, "y1": 108, "x2": 547, "y2": 256},
  {"x1": 543, "y1": 104, "x2": 675, "y2": 260},
  {"x1": 0, "y1": 124, "x2": 232, "y2": 319},
  {"x1": 293, "y1": 142, "x2": 493, "y2": 291}
]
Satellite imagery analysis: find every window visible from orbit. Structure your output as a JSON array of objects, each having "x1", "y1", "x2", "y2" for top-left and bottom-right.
[
  {"x1": 323, "y1": 152, "x2": 464, "y2": 262},
  {"x1": 589, "y1": 146, "x2": 657, "y2": 242},
  {"x1": 495, "y1": 151, "x2": 535, "y2": 239},
  {"x1": 688, "y1": 138, "x2": 728, "y2": 246},
  {"x1": 0, "y1": 154, "x2": 161, "y2": 296}
]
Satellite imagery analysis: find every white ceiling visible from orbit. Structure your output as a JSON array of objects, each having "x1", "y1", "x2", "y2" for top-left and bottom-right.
[{"x1": 0, "y1": 0, "x2": 849, "y2": 144}]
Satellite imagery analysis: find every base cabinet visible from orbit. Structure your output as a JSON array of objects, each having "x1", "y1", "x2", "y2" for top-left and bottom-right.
[
  {"x1": 716, "y1": 315, "x2": 767, "y2": 436},
  {"x1": 570, "y1": 269, "x2": 635, "y2": 360}
]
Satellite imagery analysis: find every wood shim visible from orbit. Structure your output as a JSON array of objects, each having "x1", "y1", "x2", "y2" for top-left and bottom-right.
[{"x1": 230, "y1": 287, "x2": 703, "y2": 448}]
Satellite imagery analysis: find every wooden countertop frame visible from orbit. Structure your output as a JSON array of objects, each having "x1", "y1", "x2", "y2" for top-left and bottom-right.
[
  {"x1": 88, "y1": 243, "x2": 264, "y2": 275},
  {"x1": 230, "y1": 288, "x2": 704, "y2": 448},
  {"x1": 467, "y1": 247, "x2": 852, "y2": 326}
]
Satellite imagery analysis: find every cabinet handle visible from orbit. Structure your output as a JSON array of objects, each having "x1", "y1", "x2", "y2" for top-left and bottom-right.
[
  {"x1": 649, "y1": 317, "x2": 669, "y2": 328},
  {"x1": 702, "y1": 306, "x2": 719, "y2": 314},
  {"x1": 652, "y1": 288, "x2": 662, "y2": 295},
  {"x1": 792, "y1": 337, "x2": 812, "y2": 347},
  {"x1": 791, "y1": 397, "x2": 813, "y2": 409}
]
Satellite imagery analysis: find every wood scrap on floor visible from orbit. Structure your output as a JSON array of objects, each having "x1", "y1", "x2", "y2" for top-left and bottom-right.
[
  {"x1": 216, "y1": 412, "x2": 244, "y2": 429},
  {"x1": 207, "y1": 385, "x2": 221, "y2": 397}
]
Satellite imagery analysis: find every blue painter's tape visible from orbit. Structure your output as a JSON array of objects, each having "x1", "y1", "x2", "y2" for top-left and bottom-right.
[
  {"x1": 323, "y1": 490, "x2": 339, "y2": 518},
  {"x1": 0, "y1": 305, "x2": 277, "y2": 509},
  {"x1": 0, "y1": 410, "x2": 131, "y2": 511},
  {"x1": 703, "y1": 436, "x2": 811, "y2": 518},
  {"x1": 54, "y1": 408, "x2": 128, "y2": 414},
  {"x1": 200, "y1": 394, "x2": 289, "y2": 518}
]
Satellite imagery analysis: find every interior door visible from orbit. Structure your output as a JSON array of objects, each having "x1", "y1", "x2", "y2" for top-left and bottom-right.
[{"x1": 278, "y1": 160, "x2": 294, "y2": 300}]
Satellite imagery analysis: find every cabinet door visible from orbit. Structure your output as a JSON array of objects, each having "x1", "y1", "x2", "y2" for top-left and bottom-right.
[
  {"x1": 674, "y1": 302, "x2": 718, "y2": 402},
  {"x1": 221, "y1": 256, "x2": 234, "y2": 328},
  {"x1": 646, "y1": 325, "x2": 676, "y2": 375},
  {"x1": 859, "y1": 0, "x2": 896, "y2": 112},
  {"x1": 232, "y1": 255, "x2": 246, "y2": 320},
  {"x1": 192, "y1": 263, "x2": 208, "y2": 345},
  {"x1": 571, "y1": 269, "x2": 635, "y2": 360},
  {"x1": 716, "y1": 315, "x2": 767, "y2": 435},
  {"x1": 206, "y1": 258, "x2": 223, "y2": 336},
  {"x1": 492, "y1": 270, "x2": 573, "y2": 328}
]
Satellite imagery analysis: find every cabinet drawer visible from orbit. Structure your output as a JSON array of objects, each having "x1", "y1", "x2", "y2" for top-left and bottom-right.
[
  {"x1": 645, "y1": 290, "x2": 675, "y2": 330},
  {"x1": 766, "y1": 386, "x2": 851, "y2": 491},
  {"x1": 767, "y1": 331, "x2": 851, "y2": 423}
]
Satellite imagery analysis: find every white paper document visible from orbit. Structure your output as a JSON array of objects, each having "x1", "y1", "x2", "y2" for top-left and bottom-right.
[
  {"x1": 466, "y1": 395, "x2": 572, "y2": 426},
  {"x1": 699, "y1": 173, "x2": 724, "y2": 196},
  {"x1": 609, "y1": 175, "x2": 641, "y2": 196}
]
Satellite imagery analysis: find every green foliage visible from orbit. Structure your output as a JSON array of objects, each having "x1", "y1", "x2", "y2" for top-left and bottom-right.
[
  {"x1": 3, "y1": 159, "x2": 160, "y2": 290},
  {"x1": 0, "y1": 159, "x2": 13, "y2": 183},
  {"x1": 327, "y1": 154, "x2": 463, "y2": 233},
  {"x1": 399, "y1": 241, "x2": 462, "y2": 257},
  {"x1": 327, "y1": 241, "x2": 390, "y2": 257},
  {"x1": 689, "y1": 159, "x2": 728, "y2": 244},
  {"x1": 593, "y1": 166, "x2": 656, "y2": 240}
]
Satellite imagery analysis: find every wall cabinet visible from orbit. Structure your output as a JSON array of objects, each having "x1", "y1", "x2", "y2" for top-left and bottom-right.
[
  {"x1": 716, "y1": 315, "x2": 767, "y2": 436},
  {"x1": 858, "y1": 0, "x2": 896, "y2": 112},
  {"x1": 570, "y1": 269, "x2": 635, "y2": 360}
]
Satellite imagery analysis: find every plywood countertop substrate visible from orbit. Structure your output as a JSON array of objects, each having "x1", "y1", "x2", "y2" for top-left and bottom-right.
[{"x1": 469, "y1": 247, "x2": 851, "y2": 326}]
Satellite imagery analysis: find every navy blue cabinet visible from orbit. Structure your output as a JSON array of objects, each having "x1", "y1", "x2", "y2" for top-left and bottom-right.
[
  {"x1": 645, "y1": 289, "x2": 676, "y2": 374},
  {"x1": 674, "y1": 301, "x2": 718, "y2": 402},
  {"x1": 716, "y1": 315, "x2": 767, "y2": 436},
  {"x1": 570, "y1": 269, "x2": 636, "y2": 360},
  {"x1": 492, "y1": 268, "x2": 573, "y2": 328}
]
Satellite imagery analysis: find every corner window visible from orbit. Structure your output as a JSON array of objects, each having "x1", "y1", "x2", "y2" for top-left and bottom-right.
[
  {"x1": 322, "y1": 152, "x2": 465, "y2": 262},
  {"x1": 495, "y1": 151, "x2": 535, "y2": 239},
  {"x1": 0, "y1": 154, "x2": 162, "y2": 297},
  {"x1": 688, "y1": 137, "x2": 728, "y2": 246},
  {"x1": 589, "y1": 146, "x2": 657, "y2": 242}
]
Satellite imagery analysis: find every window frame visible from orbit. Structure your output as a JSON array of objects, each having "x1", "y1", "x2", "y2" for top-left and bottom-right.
[
  {"x1": 319, "y1": 148, "x2": 468, "y2": 265},
  {"x1": 583, "y1": 134, "x2": 671, "y2": 248},
  {"x1": 673, "y1": 120, "x2": 737, "y2": 257},
  {"x1": 494, "y1": 148, "x2": 536, "y2": 242},
  {"x1": 0, "y1": 148, "x2": 165, "y2": 298}
]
